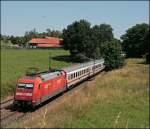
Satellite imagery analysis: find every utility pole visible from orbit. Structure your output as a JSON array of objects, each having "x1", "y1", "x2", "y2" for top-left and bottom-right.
[{"x1": 49, "y1": 52, "x2": 51, "y2": 71}]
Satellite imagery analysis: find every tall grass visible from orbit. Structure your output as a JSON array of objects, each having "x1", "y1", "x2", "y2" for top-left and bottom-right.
[{"x1": 8, "y1": 58, "x2": 149, "y2": 128}]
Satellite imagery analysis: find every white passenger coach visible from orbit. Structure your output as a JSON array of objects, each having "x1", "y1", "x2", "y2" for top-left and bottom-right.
[{"x1": 62, "y1": 59, "x2": 105, "y2": 88}]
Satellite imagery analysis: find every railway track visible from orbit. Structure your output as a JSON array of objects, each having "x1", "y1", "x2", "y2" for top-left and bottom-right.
[
  {"x1": 0, "y1": 98, "x2": 13, "y2": 110},
  {"x1": 0, "y1": 71, "x2": 106, "y2": 128},
  {"x1": 0, "y1": 101, "x2": 29, "y2": 127}
]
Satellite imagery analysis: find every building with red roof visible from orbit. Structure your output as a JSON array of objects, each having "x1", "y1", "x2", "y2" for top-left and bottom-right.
[{"x1": 28, "y1": 37, "x2": 63, "y2": 48}]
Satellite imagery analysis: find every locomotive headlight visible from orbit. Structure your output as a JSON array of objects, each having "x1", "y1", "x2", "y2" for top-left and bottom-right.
[
  {"x1": 16, "y1": 92, "x2": 32, "y2": 96},
  {"x1": 26, "y1": 93, "x2": 32, "y2": 96}
]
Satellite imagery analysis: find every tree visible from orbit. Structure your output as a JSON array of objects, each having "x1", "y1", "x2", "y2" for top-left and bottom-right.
[
  {"x1": 0, "y1": 34, "x2": 10, "y2": 44},
  {"x1": 62, "y1": 19, "x2": 115, "y2": 62},
  {"x1": 143, "y1": 31, "x2": 150, "y2": 63},
  {"x1": 91, "y1": 24, "x2": 114, "y2": 58},
  {"x1": 9, "y1": 36, "x2": 17, "y2": 44},
  {"x1": 102, "y1": 39, "x2": 124, "y2": 70},
  {"x1": 121, "y1": 23, "x2": 149, "y2": 58},
  {"x1": 46, "y1": 29, "x2": 62, "y2": 38},
  {"x1": 62, "y1": 19, "x2": 91, "y2": 60}
]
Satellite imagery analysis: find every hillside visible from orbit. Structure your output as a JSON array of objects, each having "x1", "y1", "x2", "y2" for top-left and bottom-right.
[{"x1": 7, "y1": 58, "x2": 149, "y2": 128}]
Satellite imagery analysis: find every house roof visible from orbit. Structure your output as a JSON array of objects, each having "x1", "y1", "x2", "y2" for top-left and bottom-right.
[{"x1": 29, "y1": 37, "x2": 63, "y2": 44}]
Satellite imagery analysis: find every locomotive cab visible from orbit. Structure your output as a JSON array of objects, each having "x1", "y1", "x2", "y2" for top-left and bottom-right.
[{"x1": 13, "y1": 76, "x2": 41, "y2": 108}]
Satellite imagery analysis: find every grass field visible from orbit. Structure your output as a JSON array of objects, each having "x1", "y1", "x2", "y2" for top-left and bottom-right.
[
  {"x1": 7, "y1": 58, "x2": 149, "y2": 128},
  {"x1": 1, "y1": 49, "x2": 71, "y2": 98}
]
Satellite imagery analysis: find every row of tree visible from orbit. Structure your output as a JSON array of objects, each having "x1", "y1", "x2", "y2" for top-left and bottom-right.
[
  {"x1": 62, "y1": 19, "x2": 124, "y2": 70},
  {"x1": 62, "y1": 20, "x2": 149, "y2": 65},
  {"x1": 1, "y1": 19, "x2": 149, "y2": 69}
]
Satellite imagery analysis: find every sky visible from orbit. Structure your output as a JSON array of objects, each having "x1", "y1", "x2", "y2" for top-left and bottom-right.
[{"x1": 1, "y1": 1, "x2": 149, "y2": 39}]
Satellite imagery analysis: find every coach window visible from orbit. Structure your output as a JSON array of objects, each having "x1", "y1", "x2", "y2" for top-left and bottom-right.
[
  {"x1": 68, "y1": 75, "x2": 71, "y2": 80},
  {"x1": 69, "y1": 75, "x2": 71, "y2": 80},
  {"x1": 72, "y1": 74, "x2": 74, "y2": 79},
  {"x1": 71, "y1": 74, "x2": 73, "y2": 79}
]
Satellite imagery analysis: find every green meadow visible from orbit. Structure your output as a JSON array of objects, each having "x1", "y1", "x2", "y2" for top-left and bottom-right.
[{"x1": 1, "y1": 49, "x2": 71, "y2": 98}]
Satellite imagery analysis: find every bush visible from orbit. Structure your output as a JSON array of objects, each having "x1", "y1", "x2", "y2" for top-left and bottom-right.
[{"x1": 102, "y1": 40, "x2": 124, "y2": 70}]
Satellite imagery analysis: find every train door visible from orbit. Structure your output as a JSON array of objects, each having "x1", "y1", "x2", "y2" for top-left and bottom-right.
[
  {"x1": 48, "y1": 80, "x2": 54, "y2": 95},
  {"x1": 34, "y1": 83, "x2": 42, "y2": 105}
]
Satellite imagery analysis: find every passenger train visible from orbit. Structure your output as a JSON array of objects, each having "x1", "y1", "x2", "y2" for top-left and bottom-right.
[{"x1": 13, "y1": 59, "x2": 105, "y2": 108}]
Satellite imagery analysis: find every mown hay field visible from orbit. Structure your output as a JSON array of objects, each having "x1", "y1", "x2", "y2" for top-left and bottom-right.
[
  {"x1": 1, "y1": 49, "x2": 71, "y2": 98},
  {"x1": 8, "y1": 58, "x2": 149, "y2": 128}
]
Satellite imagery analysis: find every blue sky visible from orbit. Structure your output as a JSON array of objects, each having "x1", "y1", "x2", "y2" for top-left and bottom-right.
[{"x1": 1, "y1": 1, "x2": 149, "y2": 39}]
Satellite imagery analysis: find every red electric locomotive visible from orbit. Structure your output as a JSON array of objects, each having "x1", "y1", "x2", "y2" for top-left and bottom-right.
[{"x1": 13, "y1": 70, "x2": 67, "y2": 108}]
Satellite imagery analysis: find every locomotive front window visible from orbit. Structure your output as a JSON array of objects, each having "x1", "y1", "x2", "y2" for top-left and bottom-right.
[
  {"x1": 18, "y1": 83, "x2": 26, "y2": 88},
  {"x1": 18, "y1": 83, "x2": 33, "y2": 89},
  {"x1": 26, "y1": 84, "x2": 33, "y2": 89}
]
